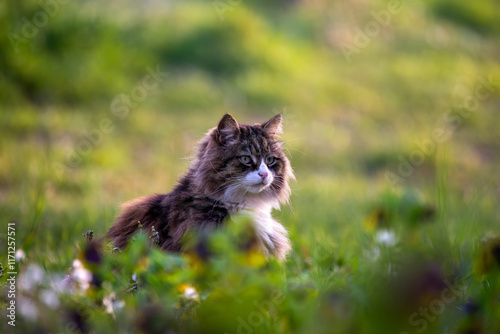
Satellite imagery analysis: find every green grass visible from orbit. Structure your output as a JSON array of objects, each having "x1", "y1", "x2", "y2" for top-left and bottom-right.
[{"x1": 1, "y1": 0, "x2": 500, "y2": 333}]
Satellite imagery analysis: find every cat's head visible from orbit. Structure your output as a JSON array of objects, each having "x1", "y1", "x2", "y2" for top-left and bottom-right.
[{"x1": 194, "y1": 114, "x2": 294, "y2": 207}]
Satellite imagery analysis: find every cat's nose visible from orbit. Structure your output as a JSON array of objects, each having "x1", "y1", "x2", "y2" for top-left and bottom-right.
[{"x1": 258, "y1": 171, "x2": 268, "y2": 180}]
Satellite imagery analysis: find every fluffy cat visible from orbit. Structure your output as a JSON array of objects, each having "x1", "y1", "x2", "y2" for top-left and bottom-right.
[{"x1": 106, "y1": 113, "x2": 294, "y2": 261}]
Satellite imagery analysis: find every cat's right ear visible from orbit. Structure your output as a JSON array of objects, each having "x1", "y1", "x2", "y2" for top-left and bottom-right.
[{"x1": 216, "y1": 113, "x2": 240, "y2": 144}]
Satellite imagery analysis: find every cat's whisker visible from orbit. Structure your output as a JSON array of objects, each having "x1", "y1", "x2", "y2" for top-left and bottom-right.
[
  {"x1": 209, "y1": 182, "x2": 246, "y2": 212},
  {"x1": 281, "y1": 143, "x2": 305, "y2": 156},
  {"x1": 209, "y1": 160, "x2": 228, "y2": 180},
  {"x1": 205, "y1": 179, "x2": 241, "y2": 199},
  {"x1": 207, "y1": 181, "x2": 239, "y2": 199},
  {"x1": 280, "y1": 137, "x2": 304, "y2": 144},
  {"x1": 212, "y1": 180, "x2": 245, "y2": 201}
]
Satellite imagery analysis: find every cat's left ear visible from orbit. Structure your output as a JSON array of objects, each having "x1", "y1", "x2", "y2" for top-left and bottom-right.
[{"x1": 262, "y1": 114, "x2": 283, "y2": 136}]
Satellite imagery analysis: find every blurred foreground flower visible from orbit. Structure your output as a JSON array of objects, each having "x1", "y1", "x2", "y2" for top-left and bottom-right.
[
  {"x1": 376, "y1": 230, "x2": 397, "y2": 247},
  {"x1": 364, "y1": 209, "x2": 390, "y2": 232},
  {"x1": 16, "y1": 249, "x2": 25, "y2": 261},
  {"x1": 18, "y1": 296, "x2": 38, "y2": 321},
  {"x1": 103, "y1": 292, "x2": 125, "y2": 317},
  {"x1": 389, "y1": 263, "x2": 465, "y2": 314},
  {"x1": 19, "y1": 264, "x2": 44, "y2": 291},
  {"x1": 72, "y1": 259, "x2": 93, "y2": 292},
  {"x1": 178, "y1": 283, "x2": 200, "y2": 301},
  {"x1": 40, "y1": 289, "x2": 60, "y2": 309},
  {"x1": 475, "y1": 234, "x2": 500, "y2": 275},
  {"x1": 81, "y1": 241, "x2": 102, "y2": 267}
]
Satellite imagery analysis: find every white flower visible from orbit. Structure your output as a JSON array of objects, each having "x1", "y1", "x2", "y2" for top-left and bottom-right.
[
  {"x1": 103, "y1": 292, "x2": 116, "y2": 314},
  {"x1": 40, "y1": 289, "x2": 60, "y2": 308},
  {"x1": 103, "y1": 292, "x2": 125, "y2": 317},
  {"x1": 18, "y1": 264, "x2": 44, "y2": 291},
  {"x1": 72, "y1": 260, "x2": 92, "y2": 291},
  {"x1": 18, "y1": 297, "x2": 38, "y2": 321},
  {"x1": 58, "y1": 274, "x2": 74, "y2": 294},
  {"x1": 376, "y1": 230, "x2": 397, "y2": 247},
  {"x1": 15, "y1": 249, "x2": 25, "y2": 261},
  {"x1": 183, "y1": 286, "x2": 200, "y2": 300}
]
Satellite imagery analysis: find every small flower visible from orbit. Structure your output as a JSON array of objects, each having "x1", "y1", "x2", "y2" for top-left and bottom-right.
[
  {"x1": 18, "y1": 264, "x2": 44, "y2": 291},
  {"x1": 58, "y1": 274, "x2": 74, "y2": 293},
  {"x1": 52, "y1": 274, "x2": 72, "y2": 294},
  {"x1": 15, "y1": 249, "x2": 25, "y2": 261},
  {"x1": 184, "y1": 286, "x2": 200, "y2": 300},
  {"x1": 103, "y1": 292, "x2": 124, "y2": 317},
  {"x1": 40, "y1": 289, "x2": 60, "y2": 308},
  {"x1": 18, "y1": 297, "x2": 38, "y2": 321},
  {"x1": 376, "y1": 229, "x2": 397, "y2": 247},
  {"x1": 178, "y1": 283, "x2": 200, "y2": 301},
  {"x1": 72, "y1": 259, "x2": 92, "y2": 292}
]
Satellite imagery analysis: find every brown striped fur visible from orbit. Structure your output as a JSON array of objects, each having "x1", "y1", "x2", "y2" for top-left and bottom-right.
[{"x1": 106, "y1": 114, "x2": 294, "y2": 261}]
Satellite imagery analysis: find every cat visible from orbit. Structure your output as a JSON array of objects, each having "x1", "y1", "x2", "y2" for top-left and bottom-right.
[{"x1": 106, "y1": 113, "x2": 294, "y2": 261}]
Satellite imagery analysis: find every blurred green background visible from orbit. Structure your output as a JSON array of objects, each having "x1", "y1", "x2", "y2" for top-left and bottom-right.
[{"x1": 1, "y1": 0, "x2": 500, "y2": 333}]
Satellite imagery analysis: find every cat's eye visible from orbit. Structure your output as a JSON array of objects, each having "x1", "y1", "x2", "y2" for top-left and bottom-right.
[
  {"x1": 240, "y1": 156, "x2": 252, "y2": 165},
  {"x1": 266, "y1": 156, "x2": 277, "y2": 166}
]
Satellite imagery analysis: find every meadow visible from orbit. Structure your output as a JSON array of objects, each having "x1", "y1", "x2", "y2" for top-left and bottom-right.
[{"x1": 1, "y1": 0, "x2": 500, "y2": 333}]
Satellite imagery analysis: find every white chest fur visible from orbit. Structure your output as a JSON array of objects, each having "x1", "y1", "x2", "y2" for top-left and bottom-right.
[{"x1": 227, "y1": 200, "x2": 291, "y2": 261}]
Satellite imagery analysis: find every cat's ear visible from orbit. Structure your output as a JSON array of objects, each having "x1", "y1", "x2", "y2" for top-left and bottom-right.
[
  {"x1": 216, "y1": 113, "x2": 240, "y2": 144},
  {"x1": 262, "y1": 114, "x2": 283, "y2": 136}
]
